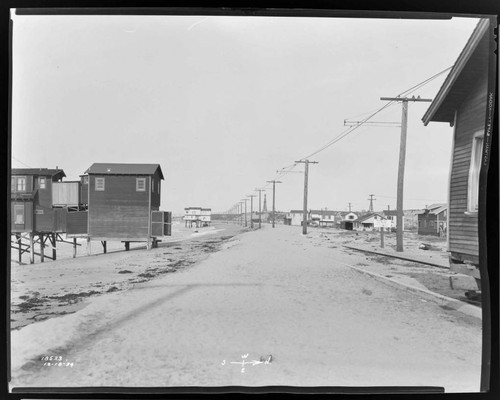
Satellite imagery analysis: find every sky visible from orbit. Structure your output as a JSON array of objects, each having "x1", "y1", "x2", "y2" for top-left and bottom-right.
[{"x1": 10, "y1": 12, "x2": 482, "y2": 215}]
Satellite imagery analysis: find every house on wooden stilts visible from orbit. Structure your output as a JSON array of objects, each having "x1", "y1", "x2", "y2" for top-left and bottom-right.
[
  {"x1": 11, "y1": 168, "x2": 68, "y2": 263},
  {"x1": 83, "y1": 163, "x2": 171, "y2": 252}
]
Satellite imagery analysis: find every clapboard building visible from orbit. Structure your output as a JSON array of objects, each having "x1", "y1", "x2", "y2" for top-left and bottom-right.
[
  {"x1": 422, "y1": 18, "x2": 492, "y2": 286},
  {"x1": 11, "y1": 168, "x2": 67, "y2": 234},
  {"x1": 417, "y1": 204, "x2": 448, "y2": 237},
  {"x1": 83, "y1": 163, "x2": 168, "y2": 248}
]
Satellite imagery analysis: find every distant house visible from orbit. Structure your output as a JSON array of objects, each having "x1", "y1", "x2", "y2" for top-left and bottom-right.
[
  {"x1": 418, "y1": 204, "x2": 448, "y2": 237},
  {"x1": 354, "y1": 212, "x2": 386, "y2": 231},
  {"x1": 403, "y1": 209, "x2": 421, "y2": 231},
  {"x1": 422, "y1": 18, "x2": 492, "y2": 284},
  {"x1": 382, "y1": 210, "x2": 405, "y2": 231},
  {"x1": 83, "y1": 163, "x2": 168, "y2": 248},
  {"x1": 310, "y1": 209, "x2": 337, "y2": 227},
  {"x1": 340, "y1": 212, "x2": 358, "y2": 230},
  {"x1": 184, "y1": 207, "x2": 212, "y2": 228},
  {"x1": 284, "y1": 210, "x2": 306, "y2": 226},
  {"x1": 11, "y1": 168, "x2": 67, "y2": 234}
]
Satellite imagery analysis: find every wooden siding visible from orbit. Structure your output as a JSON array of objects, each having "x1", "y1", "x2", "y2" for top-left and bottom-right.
[
  {"x1": 81, "y1": 178, "x2": 89, "y2": 205},
  {"x1": 34, "y1": 176, "x2": 53, "y2": 207},
  {"x1": 448, "y1": 74, "x2": 487, "y2": 259},
  {"x1": 67, "y1": 210, "x2": 88, "y2": 235},
  {"x1": 150, "y1": 170, "x2": 161, "y2": 208},
  {"x1": 34, "y1": 206, "x2": 67, "y2": 233},
  {"x1": 52, "y1": 182, "x2": 81, "y2": 206},
  {"x1": 88, "y1": 175, "x2": 151, "y2": 239}
]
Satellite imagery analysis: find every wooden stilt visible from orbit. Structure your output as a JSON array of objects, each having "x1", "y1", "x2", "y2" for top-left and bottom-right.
[
  {"x1": 87, "y1": 237, "x2": 91, "y2": 256},
  {"x1": 73, "y1": 238, "x2": 77, "y2": 258},
  {"x1": 40, "y1": 234, "x2": 45, "y2": 262},
  {"x1": 102, "y1": 241, "x2": 107, "y2": 254},
  {"x1": 125, "y1": 241, "x2": 130, "y2": 251},
  {"x1": 52, "y1": 233, "x2": 57, "y2": 261},
  {"x1": 30, "y1": 233, "x2": 34, "y2": 264},
  {"x1": 146, "y1": 238, "x2": 151, "y2": 250},
  {"x1": 16, "y1": 234, "x2": 22, "y2": 264}
]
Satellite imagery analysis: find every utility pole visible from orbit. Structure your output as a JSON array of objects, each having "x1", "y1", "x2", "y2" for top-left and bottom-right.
[
  {"x1": 241, "y1": 199, "x2": 248, "y2": 227},
  {"x1": 240, "y1": 201, "x2": 245, "y2": 225},
  {"x1": 368, "y1": 194, "x2": 376, "y2": 212},
  {"x1": 247, "y1": 194, "x2": 256, "y2": 229},
  {"x1": 381, "y1": 95, "x2": 432, "y2": 252},
  {"x1": 266, "y1": 180, "x2": 282, "y2": 228},
  {"x1": 295, "y1": 160, "x2": 319, "y2": 234},
  {"x1": 255, "y1": 189, "x2": 266, "y2": 229}
]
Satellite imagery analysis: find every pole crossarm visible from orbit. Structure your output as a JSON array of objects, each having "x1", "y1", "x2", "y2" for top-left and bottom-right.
[
  {"x1": 380, "y1": 96, "x2": 433, "y2": 102},
  {"x1": 344, "y1": 120, "x2": 401, "y2": 127}
]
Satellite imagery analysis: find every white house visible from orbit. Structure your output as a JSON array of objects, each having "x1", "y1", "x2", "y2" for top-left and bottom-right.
[
  {"x1": 354, "y1": 212, "x2": 388, "y2": 231},
  {"x1": 284, "y1": 210, "x2": 306, "y2": 226},
  {"x1": 310, "y1": 209, "x2": 338, "y2": 227},
  {"x1": 184, "y1": 207, "x2": 212, "y2": 228},
  {"x1": 382, "y1": 210, "x2": 405, "y2": 231},
  {"x1": 340, "y1": 212, "x2": 359, "y2": 230}
]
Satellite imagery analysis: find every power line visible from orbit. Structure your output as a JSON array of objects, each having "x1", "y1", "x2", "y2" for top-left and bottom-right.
[
  {"x1": 294, "y1": 66, "x2": 452, "y2": 162},
  {"x1": 11, "y1": 156, "x2": 32, "y2": 168},
  {"x1": 256, "y1": 67, "x2": 452, "y2": 214}
]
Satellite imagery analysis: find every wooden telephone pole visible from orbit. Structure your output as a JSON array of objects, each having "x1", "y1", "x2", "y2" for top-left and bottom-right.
[
  {"x1": 241, "y1": 198, "x2": 248, "y2": 227},
  {"x1": 381, "y1": 95, "x2": 432, "y2": 252},
  {"x1": 266, "y1": 180, "x2": 282, "y2": 228},
  {"x1": 255, "y1": 189, "x2": 266, "y2": 229},
  {"x1": 295, "y1": 160, "x2": 319, "y2": 234},
  {"x1": 247, "y1": 194, "x2": 256, "y2": 228}
]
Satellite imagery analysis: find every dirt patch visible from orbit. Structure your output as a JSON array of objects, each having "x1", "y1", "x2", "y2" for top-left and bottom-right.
[
  {"x1": 118, "y1": 270, "x2": 133, "y2": 274},
  {"x1": 402, "y1": 272, "x2": 476, "y2": 304}
]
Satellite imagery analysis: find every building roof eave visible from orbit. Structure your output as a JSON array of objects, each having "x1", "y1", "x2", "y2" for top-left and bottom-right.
[{"x1": 422, "y1": 18, "x2": 490, "y2": 126}]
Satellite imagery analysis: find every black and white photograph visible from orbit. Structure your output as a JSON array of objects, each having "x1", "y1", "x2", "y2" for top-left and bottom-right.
[{"x1": 5, "y1": 4, "x2": 499, "y2": 396}]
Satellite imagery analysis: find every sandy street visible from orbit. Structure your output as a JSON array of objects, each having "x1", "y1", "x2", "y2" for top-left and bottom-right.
[{"x1": 10, "y1": 224, "x2": 481, "y2": 392}]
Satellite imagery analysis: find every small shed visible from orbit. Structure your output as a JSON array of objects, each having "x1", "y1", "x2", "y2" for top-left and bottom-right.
[
  {"x1": 84, "y1": 163, "x2": 167, "y2": 247},
  {"x1": 417, "y1": 204, "x2": 448, "y2": 237}
]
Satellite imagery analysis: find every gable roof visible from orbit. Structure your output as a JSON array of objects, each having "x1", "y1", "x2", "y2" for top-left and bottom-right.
[
  {"x1": 419, "y1": 204, "x2": 448, "y2": 215},
  {"x1": 84, "y1": 163, "x2": 164, "y2": 179},
  {"x1": 383, "y1": 210, "x2": 398, "y2": 217},
  {"x1": 11, "y1": 168, "x2": 66, "y2": 179},
  {"x1": 309, "y1": 209, "x2": 340, "y2": 216},
  {"x1": 356, "y1": 212, "x2": 385, "y2": 223},
  {"x1": 422, "y1": 18, "x2": 490, "y2": 126}
]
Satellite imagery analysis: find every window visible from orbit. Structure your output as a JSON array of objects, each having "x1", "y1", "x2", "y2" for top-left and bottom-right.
[
  {"x1": 95, "y1": 177, "x2": 105, "y2": 191},
  {"x1": 14, "y1": 204, "x2": 24, "y2": 224},
  {"x1": 39, "y1": 177, "x2": 46, "y2": 189},
  {"x1": 83, "y1": 176, "x2": 89, "y2": 185},
  {"x1": 12, "y1": 176, "x2": 27, "y2": 192},
  {"x1": 136, "y1": 178, "x2": 146, "y2": 191},
  {"x1": 468, "y1": 132, "x2": 484, "y2": 212}
]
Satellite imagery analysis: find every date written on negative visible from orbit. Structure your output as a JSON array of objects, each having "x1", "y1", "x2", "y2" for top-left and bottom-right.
[{"x1": 41, "y1": 355, "x2": 74, "y2": 367}]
